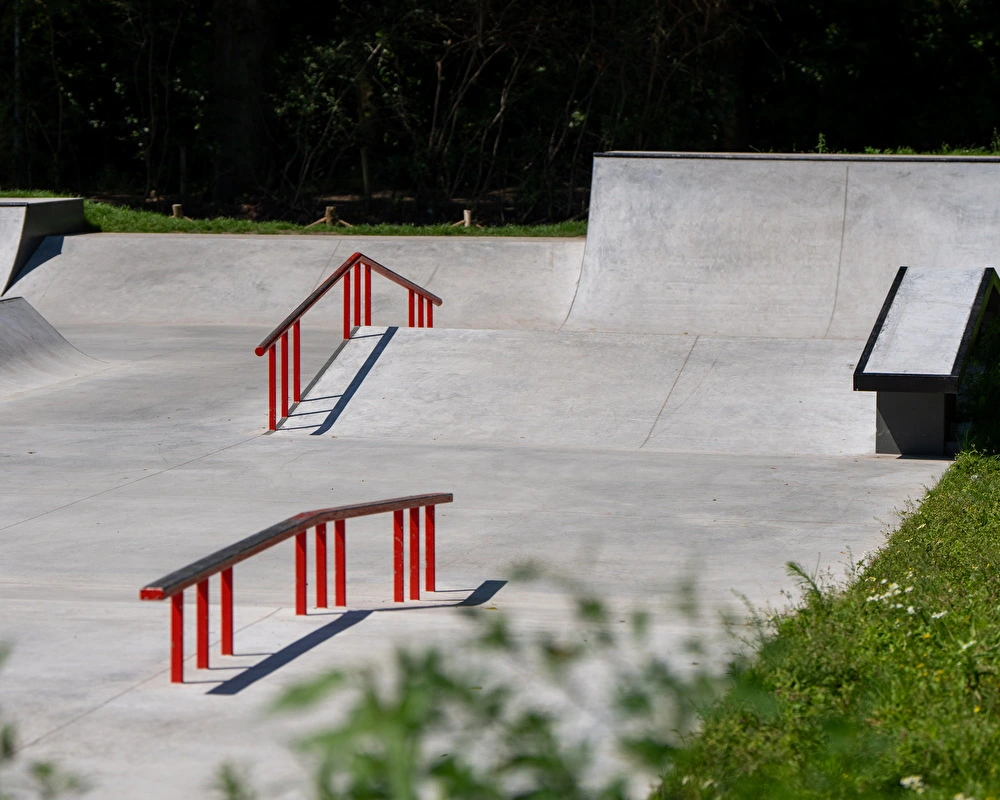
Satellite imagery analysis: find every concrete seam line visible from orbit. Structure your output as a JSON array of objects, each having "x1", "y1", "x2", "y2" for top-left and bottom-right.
[
  {"x1": 824, "y1": 163, "x2": 851, "y2": 339},
  {"x1": 16, "y1": 606, "x2": 284, "y2": 751},
  {"x1": 639, "y1": 334, "x2": 699, "y2": 450},
  {"x1": 0, "y1": 434, "x2": 261, "y2": 534},
  {"x1": 315, "y1": 239, "x2": 344, "y2": 289},
  {"x1": 557, "y1": 245, "x2": 583, "y2": 331}
]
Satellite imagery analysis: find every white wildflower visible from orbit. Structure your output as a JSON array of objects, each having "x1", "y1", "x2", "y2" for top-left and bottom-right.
[
  {"x1": 907, "y1": 606, "x2": 916, "y2": 615},
  {"x1": 900, "y1": 774, "x2": 925, "y2": 792},
  {"x1": 931, "y1": 611, "x2": 948, "y2": 619}
]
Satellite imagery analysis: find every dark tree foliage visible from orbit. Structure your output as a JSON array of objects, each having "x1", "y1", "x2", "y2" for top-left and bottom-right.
[{"x1": 1, "y1": 0, "x2": 999, "y2": 222}]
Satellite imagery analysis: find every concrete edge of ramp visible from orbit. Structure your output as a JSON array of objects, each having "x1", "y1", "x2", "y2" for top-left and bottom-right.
[
  {"x1": 597, "y1": 150, "x2": 1000, "y2": 163},
  {"x1": 0, "y1": 198, "x2": 86, "y2": 295},
  {"x1": 0, "y1": 295, "x2": 100, "y2": 398}
]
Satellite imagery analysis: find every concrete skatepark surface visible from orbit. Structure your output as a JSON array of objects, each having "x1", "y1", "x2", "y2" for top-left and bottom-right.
[{"x1": 4, "y1": 151, "x2": 992, "y2": 796}]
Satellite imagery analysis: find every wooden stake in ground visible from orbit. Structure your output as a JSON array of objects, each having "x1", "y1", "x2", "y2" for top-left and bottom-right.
[{"x1": 307, "y1": 205, "x2": 353, "y2": 228}]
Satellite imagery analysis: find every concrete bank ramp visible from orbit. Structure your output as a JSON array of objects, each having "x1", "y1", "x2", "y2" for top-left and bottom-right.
[
  {"x1": 0, "y1": 296, "x2": 99, "y2": 398},
  {"x1": 568, "y1": 152, "x2": 1000, "y2": 339},
  {"x1": 9, "y1": 233, "x2": 583, "y2": 331},
  {"x1": 283, "y1": 326, "x2": 873, "y2": 455}
]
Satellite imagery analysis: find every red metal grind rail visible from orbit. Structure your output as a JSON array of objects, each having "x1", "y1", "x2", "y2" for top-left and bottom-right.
[
  {"x1": 139, "y1": 493, "x2": 453, "y2": 683},
  {"x1": 255, "y1": 252, "x2": 443, "y2": 430}
]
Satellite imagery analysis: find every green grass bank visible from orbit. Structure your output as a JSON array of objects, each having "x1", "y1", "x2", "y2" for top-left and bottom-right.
[
  {"x1": 0, "y1": 191, "x2": 587, "y2": 237},
  {"x1": 658, "y1": 450, "x2": 1000, "y2": 800}
]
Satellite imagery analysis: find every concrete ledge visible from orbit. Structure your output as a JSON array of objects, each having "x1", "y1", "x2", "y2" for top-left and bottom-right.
[
  {"x1": 0, "y1": 198, "x2": 85, "y2": 295},
  {"x1": 854, "y1": 266, "x2": 1000, "y2": 394},
  {"x1": 855, "y1": 266, "x2": 1000, "y2": 454},
  {"x1": 876, "y1": 392, "x2": 954, "y2": 456}
]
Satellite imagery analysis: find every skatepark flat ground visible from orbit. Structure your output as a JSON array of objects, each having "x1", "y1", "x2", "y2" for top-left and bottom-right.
[{"x1": 5, "y1": 150, "x2": 984, "y2": 799}]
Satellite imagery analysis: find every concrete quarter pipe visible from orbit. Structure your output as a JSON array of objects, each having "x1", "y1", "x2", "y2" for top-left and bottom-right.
[{"x1": 2, "y1": 152, "x2": 992, "y2": 796}]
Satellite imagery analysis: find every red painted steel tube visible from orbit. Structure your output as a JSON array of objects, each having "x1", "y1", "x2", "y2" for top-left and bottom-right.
[
  {"x1": 268, "y1": 346, "x2": 277, "y2": 431},
  {"x1": 171, "y1": 592, "x2": 184, "y2": 683},
  {"x1": 417, "y1": 296, "x2": 425, "y2": 328},
  {"x1": 393, "y1": 510, "x2": 404, "y2": 602},
  {"x1": 343, "y1": 270, "x2": 352, "y2": 340},
  {"x1": 141, "y1": 494, "x2": 454, "y2": 602},
  {"x1": 295, "y1": 531, "x2": 307, "y2": 615},
  {"x1": 280, "y1": 332, "x2": 289, "y2": 420},
  {"x1": 315, "y1": 524, "x2": 328, "y2": 609},
  {"x1": 425, "y1": 505, "x2": 436, "y2": 591},
  {"x1": 221, "y1": 568, "x2": 233, "y2": 656},
  {"x1": 409, "y1": 507, "x2": 420, "y2": 600},
  {"x1": 255, "y1": 252, "x2": 442, "y2": 356},
  {"x1": 335, "y1": 520, "x2": 346, "y2": 606},
  {"x1": 353, "y1": 263, "x2": 361, "y2": 326},
  {"x1": 408, "y1": 290, "x2": 415, "y2": 327},
  {"x1": 364, "y1": 265, "x2": 372, "y2": 325},
  {"x1": 292, "y1": 320, "x2": 301, "y2": 403},
  {"x1": 427, "y1": 302, "x2": 433, "y2": 328},
  {"x1": 196, "y1": 579, "x2": 209, "y2": 669}
]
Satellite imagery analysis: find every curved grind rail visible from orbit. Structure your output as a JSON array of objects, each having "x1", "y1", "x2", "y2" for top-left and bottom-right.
[
  {"x1": 255, "y1": 251, "x2": 443, "y2": 430},
  {"x1": 140, "y1": 492, "x2": 453, "y2": 683}
]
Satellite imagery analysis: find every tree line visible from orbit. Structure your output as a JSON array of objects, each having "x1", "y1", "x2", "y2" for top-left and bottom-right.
[{"x1": 2, "y1": 0, "x2": 999, "y2": 223}]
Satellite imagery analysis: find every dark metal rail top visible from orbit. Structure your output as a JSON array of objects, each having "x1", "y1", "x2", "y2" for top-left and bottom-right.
[
  {"x1": 255, "y1": 252, "x2": 443, "y2": 355},
  {"x1": 139, "y1": 493, "x2": 454, "y2": 601}
]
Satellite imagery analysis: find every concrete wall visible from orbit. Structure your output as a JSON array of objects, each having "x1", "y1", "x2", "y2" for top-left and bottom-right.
[{"x1": 569, "y1": 152, "x2": 1000, "y2": 340}]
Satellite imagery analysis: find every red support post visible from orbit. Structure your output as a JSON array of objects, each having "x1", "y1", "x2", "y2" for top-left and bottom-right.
[
  {"x1": 417, "y1": 296, "x2": 425, "y2": 328},
  {"x1": 268, "y1": 346, "x2": 277, "y2": 431},
  {"x1": 343, "y1": 271, "x2": 352, "y2": 340},
  {"x1": 364, "y1": 265, "x2": 372, "y2": 325},
  {"x1": 335, "y1": 520, "x2": 346, "y2": 606},
  {"x1": 353, "y1": 263, "x2": 361, "y2": 326},
  {"x1": 171, "y1": 592, "x2": 184, "y2": 683},
  {"x1": 221, "y1": 568, "x2": 233, "y2": 656},
  {"x1": 295, "y1": 531, "x2": 307, "y2": 615},
  {"x1": 196, "y1": 579, "x2": 209, "y2": 669},
  {"x1": 427, "y1": 302, "x2": 433, "y2": 328},
  {"x1": 280, "y1": 332, "x2": 289, "y2": 420},
  {"x1": 292, "y1": 320, "x2": 301, "y2": 403},
  {"x1": 315, "y1": 523, "x2": 328, "y2": 609},
  {"x1": 425, "y1": 505, "x2": 436, "y2": 592},
  {"x1": 409, "y1": 507, "x2": 420, "y2": 600},
  {"x1": 393, "y1": 510, "x2": 404, "y2": 602},
  {"x1": 408, "y1": 290, "x2": 415, "y2": 327}
]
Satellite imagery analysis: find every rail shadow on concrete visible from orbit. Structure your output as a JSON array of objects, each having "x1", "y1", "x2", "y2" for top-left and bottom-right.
[
  {"x1": 280, "y1": 327, "x2": 398, "y2": 435},
  {"x1": 207, "y1": 579, "x2": 506, "y2": 695}
]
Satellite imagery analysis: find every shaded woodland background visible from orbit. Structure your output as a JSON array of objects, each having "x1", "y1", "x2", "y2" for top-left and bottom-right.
[{"x1": 2, "y1": 0, "x2": 999, "y2": 223}]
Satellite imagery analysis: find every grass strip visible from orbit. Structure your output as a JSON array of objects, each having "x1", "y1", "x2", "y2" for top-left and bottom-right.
[
  {"x1": 0, "y1": 192, "x2": 586, "y2": 237},
  {"x1": 657, "y1": 450, "x2": 1000, "y2": 799},
  {"x1": 81, "y1": 202, "x2": 586, "y2": 236}
]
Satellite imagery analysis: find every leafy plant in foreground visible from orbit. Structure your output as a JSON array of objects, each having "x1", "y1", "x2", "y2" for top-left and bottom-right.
[
  {"x1": 230, "y1": 570, "x2": 730, "y2": 800},
  {"x1": 0, "y1": 648, "x2": 83, "y2": 800}
]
